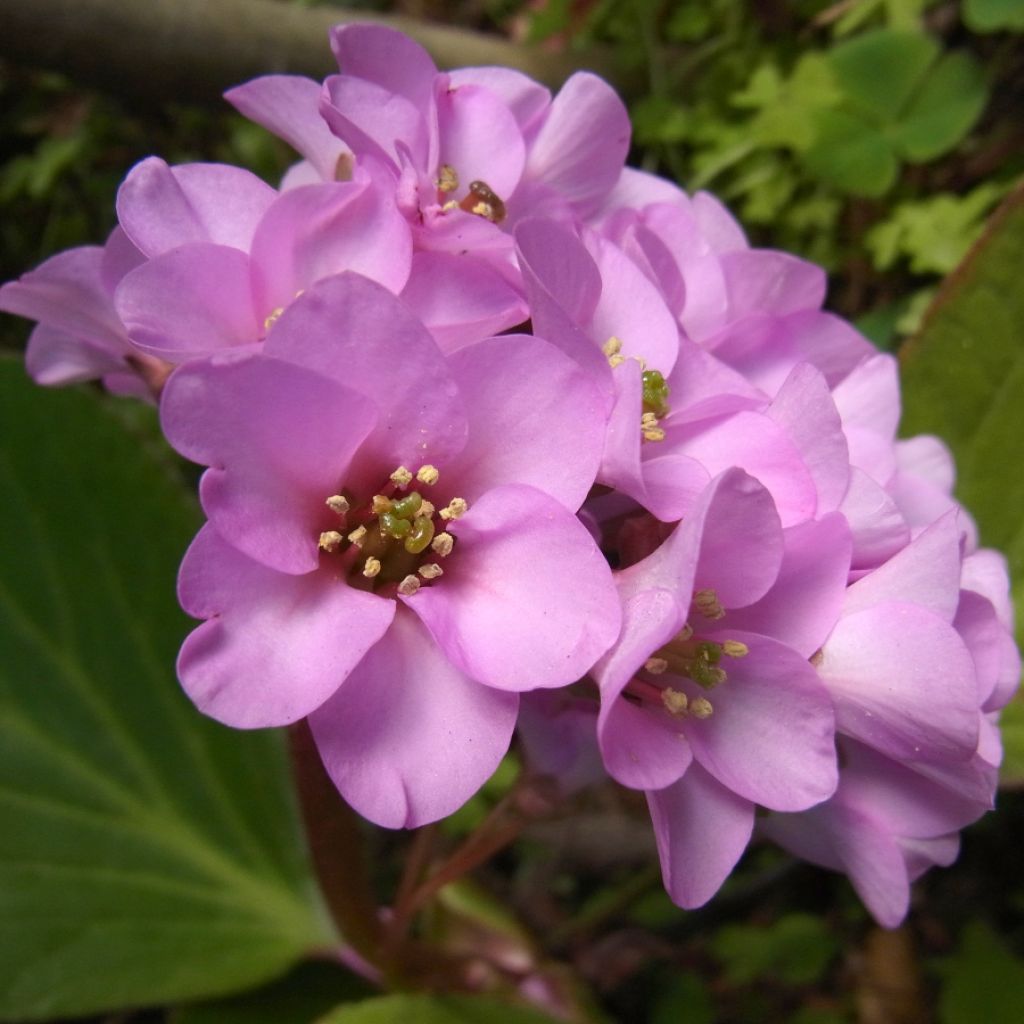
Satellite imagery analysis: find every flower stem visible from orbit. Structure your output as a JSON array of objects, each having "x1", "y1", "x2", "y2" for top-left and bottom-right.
[{"x1": 288, "y1": 721, "x2": 384, "y2": 968}]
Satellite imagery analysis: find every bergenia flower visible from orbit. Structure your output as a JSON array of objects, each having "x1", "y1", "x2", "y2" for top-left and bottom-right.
[
  {"x1": 160, "y1": 272, "x2": 620, "y2": 826},
  {"x1": 592, "y1": 469, "x2": 842, "y2": 907}
]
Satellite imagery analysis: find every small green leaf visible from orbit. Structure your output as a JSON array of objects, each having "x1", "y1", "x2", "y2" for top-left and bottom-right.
[
  {"x1": 317, "y1": 994, "x2": 563, "y2": 1024},
  {"x1": 0, "y1": 362, "x2": 329, "y2": 1020},
  {"x1": 803, "y1": 109, "x2": 898, "y2": 196},
  {"x1": 711, "y1": 913, "x2": 839, "y2": 986},
  {"x1": 938, "y1": 923, "x2": 1024, "y2": 1023},
  {"x1": 889, "y1": 52, "x2": 989, "y2": 162},
  {"x1": 964, "y1": 0, "x2": 1024, "y2": 32},
  {"x1": 826, "y1": 29, "x2": 938, "y2": 122}
]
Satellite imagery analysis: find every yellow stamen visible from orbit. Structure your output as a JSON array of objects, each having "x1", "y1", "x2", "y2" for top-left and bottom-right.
[
  {"x1": 644, "y1": 657, "x2": 669, "y2": 675},
  {"x1": 431, "y1": 533, "x2": 454, "y2": 557},
  {"x1": 347, "y1": 525, "x2": 368, "y2": 546},
  {"x1": 398, "y1": 574, "x2": 421, "y2": 597},
  {"x1": 371, "y1": 494, "x2": 393, "y2": 515},
  {"x1": 690, "y1": 696, "x2": 714, "y2": 719},
  {"x1": 693, "y1": 589, "x2": 725, "y2": 620},
  {"x1": 325, "y1": 494, "x2": 349, "y2": 515},
  {"x1": 436, "y1": 164, "x2": 459, "y2": 193},
  {"x1": 263, "y1": 306, "x2": 285, "y2": 332},
  {"x1": 416, "y1": 464, "x2": 440, "y2": 485},
  {"x1": 602, "y1": 336, "x2": 623, "y2": 357},
  {"x1": 362, "y1": 557, "x2": 382, "y2": 578},
  {"x1": 418, "y1": 500, "x2": 436, "y2": 519},
  {"x1": 722, "y1": 640, "x2": 749, "y2": 658},
  {"x1": 318, "y1": 530, "x2": 343, "y2": 552},
  {"x1": 418, "y1": 563, "x2": 444, "y2": 580},
  {"x1": 390, "y1": 466, "x2": 413, "y2": 487},
  {"x1": 439, "y1": 497, "x2": 468, "y2": 521},
  {"x1": 661, "y1": 688, "x2": 689, "y2": 716}
]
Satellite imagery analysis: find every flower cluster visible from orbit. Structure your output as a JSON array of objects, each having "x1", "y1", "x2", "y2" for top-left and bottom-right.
[{"x1": 3, "y1": 24, "x2": 1018, "y2": 927}]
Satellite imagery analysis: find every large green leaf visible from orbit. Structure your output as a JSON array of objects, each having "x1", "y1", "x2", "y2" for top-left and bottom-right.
[
  {"x1": 317, "y1": 995, "x2": 563, "y2": 1024},
  {"x1": 0, "y1": 361, "x2": 331, "y2": 1020},
  {"x1": 899, "y1": 186, "x2": 1024, "y2": 777}
]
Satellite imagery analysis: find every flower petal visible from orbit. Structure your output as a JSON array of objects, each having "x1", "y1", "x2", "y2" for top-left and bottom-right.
[
  {"x1": 177, "y1": 524, "x2": 394, "y2": 728},
  {"x1": 161, "y1": 353, "x2": 378, "y2": 574},
  {"x1": 648, "y1": 764, "x2": 755, "y2": 909},
  {"x1": 310, "y1": 607, "x2": 517, "y2": 828},
  {"x1": 410, "y1": 484, "x2": 620, "y2": 691},
  {"x1": 443, "y1": 334, "x2": 606, "y2": 510}
]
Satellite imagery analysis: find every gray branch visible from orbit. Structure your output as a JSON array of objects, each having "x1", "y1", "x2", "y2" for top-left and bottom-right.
[{"x1": 0, "y1": 0, "x2": 638, "y2": 106}]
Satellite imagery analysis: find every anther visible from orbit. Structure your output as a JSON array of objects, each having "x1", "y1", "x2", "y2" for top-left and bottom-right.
[
  {"x1": 390, "y1": 466, "x2": 413, "y2": 488},
  {"x1": 690, "y1": 696, "x2": 714, "y2": 719},
  {"x1": 602, "y1": 336, "x2": 623, "y2": 357},
  {"x1": 661, "y1": 688, "x2": 689, "y2": 716},
  {"x1": 263, "y1": 306, "x2": 285, "y2": 332},
  {"x1": 676, "y1": 623, "x2": 694, "y2": 642},
  {"x1": 722, "y1": 640, "x2": 749, "y2": 658},
  {"x1": 371, "y1": 494, "x2": 393, "y2": 515},
  {"x1": 608, "y1": 354, "x2": 626, "y2": 368},
  {"x1": 439, "y1": 497, "x2": 468, "y2": 521},
  {"x1": 644, "y1": 657, "x2": 669, "y2": 675},
  {"x1": 325, "y1": 494, "x2": 350, "y2": 515},
  {"x1": 398, "y1": 574, "x2": 421, "y2": 597},
  {"x1": 436, "y1": 164, "x2": 459, "y2": 193},
  {"x1": 431, "y1": 532, "x2": 454, "y2": 557},
  {"x1": 347, "y1": 525, "x2": 368, "y2": 546},
  {"x1": 693, "y1": 589, "x2": 725, "y2": 620},
  {"x1": 418, "y1": 499, "x2": 436, "y2": 519},
  {"x1": 318, "y1": 530, "x2": 343, "y2": 552},
  {"x1": 416, "y1": 464, "x2": 440, "y2": 486},
  {"x1": 362, "y1": 557, "x2": 382, "y2": 578},
  {"x1": 418, "y1": 563, "x2": 444, "y2": 580}
]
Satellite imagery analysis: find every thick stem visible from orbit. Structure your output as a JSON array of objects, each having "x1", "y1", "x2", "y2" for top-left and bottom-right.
[
  {"x1": 0, "y1": 0, "x2": 639, "y2": 108},
  {"x1": 288, "y1": 721, "x2": 384, "y2": 968}
]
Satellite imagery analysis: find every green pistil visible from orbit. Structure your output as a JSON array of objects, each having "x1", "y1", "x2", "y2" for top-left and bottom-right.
[
  {"x1": 404, "y1": 516, "x2": 435, "y2": 554},
  {"x1": 641, "y1": 369, "x2": 670, "y2": 418},
  {"x1": 380, "y1": 512, "x2": 412, "y2": 539},
  {"x1": 391, "y1": 491, "x2": 423, "y2": 520}
]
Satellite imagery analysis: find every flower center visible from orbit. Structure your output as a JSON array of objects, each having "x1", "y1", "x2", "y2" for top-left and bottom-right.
[
  {"x1": 317, "y1": 464, "x2": 466, "y2": 596},
  {"x1": 435, "y1": 165, "x2": 507, "y2": 223},
  {"x1": 603, "y1": 337, "x2": 671, "y2": 443},
  {"x1": 622, "y1": 588, "x2": 747, "y2": 720}
]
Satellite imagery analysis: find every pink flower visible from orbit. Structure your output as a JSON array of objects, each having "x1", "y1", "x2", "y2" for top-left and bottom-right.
[
  {"x1": 161, "y1": 273, "x2": 620, "y2": 826},
  {"x1": 591, "y1": 469, "x2": 842, "y2": 907}
]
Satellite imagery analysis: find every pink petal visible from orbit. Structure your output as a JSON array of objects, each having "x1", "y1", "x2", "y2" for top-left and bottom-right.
[
  {"x1": 961, "y1": 549, "x2": 1015, "y2": 631},
  {"x1": 399, "y1": 251, "x2": 528, "y2": 352},
  {"x1": 249, "y1": 178, "x2": 412, "y2": 318},
  {"x1": 225, "y1": 74, "x2": 351, "y2": 181},
  {"x1": 436, "y1": 82, "x2": 526, "y2": 202},
  {"x1": 116, "y1": 157, "x2": 276, "y2": 256},
  {"x1": 668, "y1": 410, "x2": 818, "y2": 527},
  {"x1": 177, "y1": 524, "x2": 394, "y2": 728},
  {"x1": 819, "y1": 603, "x2": 980, "y2": 762},
  {"x1": 692, "y1": 192, "x2": 748, "y2": 253},
  {"x1": 955, "y1": 591, "x2": 1020, "y2": 710},
  {"x1": 683, "y1": 632, "x2": 837, "y2": 811},
  {"x1": 443, "y1": 334, "x2": 606, "y2": 510},
  {"x1": 648, "y1": 764, "x2": 755, "y2": 909},
  {"x1": 0, "y1": 245, "x2": 125, "y2": 347},
  {"x1": 832, "y1": 353, "x2": 900, "y2": 441},
  {"x1": 447, "y1": 67, "x2": 551, "y2": 137},
  {"x1": 595, "y1": 589, "x2": 693, "y2": 790},
  {"x1": 329, "y1": 24, "x2": 438, "y2": 112},
  {"x1": 839, "y1": 468, "x2": 911, "y2": 570},
  {"x1": 263, "y1": 274, "x2": 468, "y2": 474},
  {"x1": 895, "y1": 435, "x2": 955, "y2": 493},
  {"x1": 310, "y1": 606, "x2": 517, "y2": 828},
  {"x1": 161, "y1": 354, "x2": 378, "y2": 574},
  {"x1": 100, "y1": 226, "x2": 145, "y2": 293},
  {"x1": 720, "y1": 249, "x2": 826, "y2": 318},
  {"x1": 767, "y1": 363, "x2": 850, "y2": 511},
  {"x1": 722, "y1": 514, "x2": 852, "y2": 658},
  {"x1": 522, "y1": 72, "x2": 630, "y2": 217},
  {"x1": 585, "y1": 232, "x2": 680, "y2": 374},
  {"x1": 842, "y1": 511, "x2": 963, "y2": 621},
  {"x1": 25, "y1": 324, "x2": 125, "y2": 387},
  {"x1": 320, "y1": 74, "x2": 427, "y2": 172},
  {"x1": 409, "y1": 484, "x2": 620, "y2": 692},
  {"x1": 115, "y1": 244, "x2": 259, "y2": 361}
]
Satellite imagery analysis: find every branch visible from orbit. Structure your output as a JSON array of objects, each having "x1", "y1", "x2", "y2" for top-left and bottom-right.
[{"x1": 0, "y1": 0, "x2": 637, "y2": 106}]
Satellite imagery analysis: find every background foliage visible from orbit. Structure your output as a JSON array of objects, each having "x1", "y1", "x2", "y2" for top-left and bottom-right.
[{"x1": 1, "y1": 1, "x2": 1023, "y2": 1021}]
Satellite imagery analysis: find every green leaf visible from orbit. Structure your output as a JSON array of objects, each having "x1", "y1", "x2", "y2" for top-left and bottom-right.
[
  {"x1": 0, "y1": 361, "x2": 330, "y2": 1020},
  {"x1": 803, "y1": 109, "x2": 899, "y2": 196},
  {"x1": 889, "y1": 52, "x2": 988, "y2": 162},
  {"x1": 938, "y1": 923, "x2": 1024, "y2": 1023},
  {"x1": 900, "y1": 186, "x2": 1024, "y2": 643},
  {"x1": 317, "y1": 994, "x2": 563, "y2": 1024},
  {"x1": 173, "y1": 961, "x2": 372, "y2": 1024},
  {"x1": 711, "y1": 913, "x2": 839, "y2": 986},
  {"x1": 998, "y1": 698, "x2": 1024, "y2": 787},
  {"x1": 964, "y1": 0, "x2": 1024, "y2": 32},
  {"x1": 826, "y1": 29, "x2": 938, "y2": 122}
]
